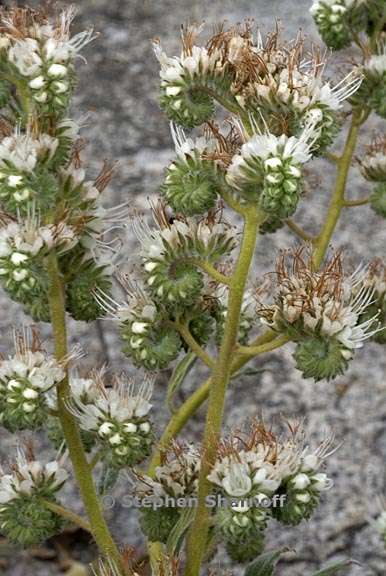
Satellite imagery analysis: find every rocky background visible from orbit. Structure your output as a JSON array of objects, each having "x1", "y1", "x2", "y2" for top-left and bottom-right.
[{"x1": 0, "y1": 0, "x2": 386, "y2": 574}]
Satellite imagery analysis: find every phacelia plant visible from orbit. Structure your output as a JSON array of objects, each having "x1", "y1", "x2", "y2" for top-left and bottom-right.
[{"x1": 0, "y1": 3, "x2": 384, "y2": 576}]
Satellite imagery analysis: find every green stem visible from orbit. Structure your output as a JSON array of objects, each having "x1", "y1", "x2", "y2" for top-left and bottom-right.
[
  {"x1": 175, "y1": 321, "x2": 215, "y2": 370},
  {"x1": 184, "y1": 208, "x2": 262, "y2": 576},
  {"x1": 312, "y1": 113, "x2": 362, "y2": 268},
  {"x1": 285, "y1": 219, "x2": 315, "y2": 243},
  {"x1": 237, "y1": 334, "x2": 290, "y2": 356},
  {"x1": 47, "y1": 253, "x2": 126, "y2": 575},
  {"x1": 193, "y1": 260, "x2": 231, "y2": 285},
  {"x1": 40, "y1": 499, "x2": 92, "y2": 534},
  {"x1": 343, "y1": 197, "x2": 370, "y2": 207}
]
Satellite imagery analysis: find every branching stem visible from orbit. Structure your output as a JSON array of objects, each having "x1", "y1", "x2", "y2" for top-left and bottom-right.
[{"x1": 47, "y1": 253, "x2": 127, "y2": 575}]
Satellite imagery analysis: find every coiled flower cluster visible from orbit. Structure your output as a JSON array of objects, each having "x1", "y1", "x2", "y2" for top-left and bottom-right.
[
  {"x1": 258, "y1": 248, "x2": 379, "y2": 381},
  {"x1": 207, "y1": 421, "x2": 334, "y2": 562},
  {"x1": 162, "y1": 125, "x2": 219, "y2": 216},
  {"x1": 69, "y1": 370, "x2": 155, "y2": 468},
  {"x1": 0, "y1": 328, "x2": 65, "y2": 432},
  {"x1": 0, "y1": 448, "x2": 68, "y2": 546},
  {"x1": 226, "y1": 120, "x2": 317, "y2": 217},
  {"x1": 0, "y1": 6, "x2": 95, "y2": 115},
  {"x1": 153, "y1": 24, "x2": 229, "y2": 128},
  {"x1": 154, "y1": 24, "x2": 362, "y2": 152},
  {"x1": 0, "y1": 129, "x2": 59, "y2": 213},
  {"x1": 360, "y1": 259, "x2": 386, "y2": 344},
  {"x1": 0, "y1": 212, "x2": 76, "y2": 319},
  {"x1": 359, "y1": 136, "x2": 386, "y2": 217},
  {"x1": 136, "y1": 442, "x2": 201, "y2": 542},
  {"x1": 356, "y1": 42, "x2": 386, "y2": 119}
]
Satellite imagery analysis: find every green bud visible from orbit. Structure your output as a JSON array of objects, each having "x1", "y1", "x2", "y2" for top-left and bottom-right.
[
  {"x1": 162, "y1": 154, "x2": 218, "y2": 216},
  {"x1": 121, "y1": 319, "x2": 182, "y2": 370},
  {"x1": 293, "y1": 336, "x2": 350, "y2": 381},
  {"x1": 66, "y1": 261, "x2": 112, "y2": 322},
  {"x1": 145, "y1": 260, "x2": 204, "y2": 309},
  {"x1": 0, "y1": 495, "x2": 64, "y2": 547},
  {"x1": 140, "y1": 506, "x2": 181, "y2": 543},
  {"x1": 371, "y1": 182, "x2": 386, "y2": 218}
]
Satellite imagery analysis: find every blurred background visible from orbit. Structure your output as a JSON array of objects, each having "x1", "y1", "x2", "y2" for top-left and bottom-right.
[{"x1": 0, "y1": 0, "x2": 386, "y2": 574}]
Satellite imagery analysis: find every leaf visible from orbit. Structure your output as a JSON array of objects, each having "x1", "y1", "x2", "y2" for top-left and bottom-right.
[
  {"x1": 244, "y1": 548, "x2": 287, "y2": 576},
  {"x1": 231, "y1": 367, "x2": 267, "y2": 381},
  {"x1": 166, "y1": 507, "x2": 196, "y2": 555},
  {"x1": 167, "y1": 352, "x2": 197, "y2": 412},
  {"x1": 98, "y1": 463, "x2": 120, "y2": 495},
  {"x1": 312, "y1": 560, "x2": 360, "y2": 575}
]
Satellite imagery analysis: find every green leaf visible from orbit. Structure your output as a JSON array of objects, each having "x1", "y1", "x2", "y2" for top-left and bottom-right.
[
  {"x1": 98, "y1": 463, "x2": 120, "y2": 495},
  {"x1": 231, "y1": 367, "x2": 266, "y2": 381},
  {"x1": 244, "y1": 548, "x2": 286, "y2": 576},
  {"x1": 312, "y1": 560, "x2": 359, "y2": 575},
  {"x1": 167, "y1": 352, "x2": 197, "y2": 412},
  {"x1": 166, "y1": 507, "x2": 196, "y2": 555}
]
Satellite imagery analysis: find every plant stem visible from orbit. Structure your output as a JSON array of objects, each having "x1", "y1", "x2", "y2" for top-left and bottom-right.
[
  {"x1": 343, "y1": 197, "x2": 370, "y2": 207},
  {"x1": 285, "y1": 219, "x2": 315, "y2": 242},
  {"x1": 40, "y1": 499, "x2": 92, "y2": 534},
  {"x1": 175, "y1": 321, "x2": 215, "y2": 369},
  {"x1": 237, "y1": 334, "x2": 290, "y2": 356},
  {"x1": 194, "y1": 260, "x2": 231, "y2": 285},
  {"x1": 184, "y1": 208, "x2": 262, "y2": 576},
  {"x1": 312, "y1": 113, "x2": 362, "y2": 269},
  {"x1": 47, "y1": 253, "x2": 126, "y2": 575}
]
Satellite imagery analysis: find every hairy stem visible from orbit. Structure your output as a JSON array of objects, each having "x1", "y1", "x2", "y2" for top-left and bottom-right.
[
  {"x1": 237, "y1": 334, "x2": 290, "y2": 356},
  {"x1": 313, "y1": 113, "x2": 362, "y2": 268},
  {"x1": 194, "y1": 260, "x2": 231, "y2": 285},
  {"x1": 40, "y1": 499, "x2": 92, "y2": 534},
  {"x1": 175, "y1": 321, "x2": 215, "y2": 369},
  {"x1": 184, "y1": 208, "x2": 262, "y2": 576},
  {"x1": 47, "y1": 253, "x2": 126, "y2": 574},
  {"x1": 285, "y1": 219, "x2": 315, "y2": 242}
]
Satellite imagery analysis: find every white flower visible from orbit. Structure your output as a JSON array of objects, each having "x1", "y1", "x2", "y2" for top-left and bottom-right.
[
  {"x1": 136, "y1": 442, "x2": 201, "y2": 499},
  {"x1": 227, "y1": 119, "x2": 318, "y2": 190},
  {"x1": 0, "y1": 130, "x2": 58, "y2": 173},
  {"x1": 8, "y1": 39, "x2": 43, "y2": 76},
  {"x1": 260, "y1": 250, "x2": 380, "y2": 352},
  {"x1": 0, "y1": 450, "x2": 68, "y2": 504},
  {"x1": 69, "y1": 371, "x2": 154, "y2": 433}
]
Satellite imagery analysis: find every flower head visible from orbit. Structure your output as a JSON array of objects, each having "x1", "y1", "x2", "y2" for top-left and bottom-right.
[
  {"x1": 358, "y1": 135, "x2": 386, "y2": 181},
  {"x1": 69, "y1": 369, "x2": 155, "y2": 467},
  {"x1": 0, "y1": 445, "x2": 68, "y2": 546},
  {"x1": 136, "y1": 442, "x2": 201, "y2": 499},
  {"x1": 259, "y1": 248, "x2": 379, "y2": 352}
]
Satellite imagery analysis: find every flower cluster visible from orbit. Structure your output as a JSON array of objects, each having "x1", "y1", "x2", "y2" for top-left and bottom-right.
[
  {"x1": 153, "y1": 24, "x2": 228, "y2": 128},
  {"x1": 0, "y1": 448, "x2": 67, "y2": 546},
  {"x1": 359, "y1": 136, "x2": 386, "y2": 217},
  {"x1": 0, "y1": 212, "x2": 76, "y2": 319},
  {"x1": 0, "y1": 129, "x2": 59, "y2": 213},
  {"x1": 154, "y1": 24, "x2": 362, "y2": 152},
  {"x1": 0, "y1": 327, "x2": 64, "y2": 431},
  {"x1": 310, "y1": 0, "x2": 385, "y2": 50},
  {"x1": 258, "y1": 248, "x2": 379, "y2": 380},
  {"x1": 47, "y1": 372, "x2": 99, "y2": 451},
  {"x1": 226, "y1": 119, "x2": 318, "y2": 217},
  {"x1": 359, "y1": 259, "x2": 386, "y2": 344},
  {"x1": 136, "y1": 442, "x2": 201, "y2": 542},
  {"x1": 207, "y1": 421, "x2": 334, "y2": 562},
  {"x1": 356, "y1": 42, "x2": 386, "y2": 119},
  {"x1": 162, "y1": 124, "x2": 219, "y2": 216},
  {"x1": 135, "y1": 208, "x2": 236, "y2": 308},
  {"x1": 69, "y1": 370, "x2": 155, "y2": 468},
  {"x1": 0, "y1": 6, "x2": 95, "y2": 115}
]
